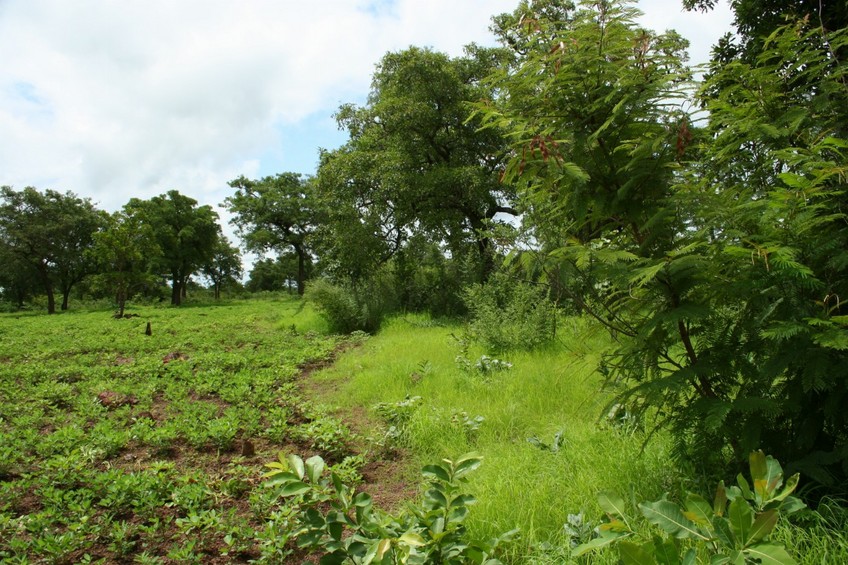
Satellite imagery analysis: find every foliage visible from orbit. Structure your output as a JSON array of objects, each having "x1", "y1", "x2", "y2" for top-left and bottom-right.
[
  {"x1": 0, "y1": 297, "x2": 344, "y2": 562},
  {"x1": 480, "y1": 0, "x2": 848, "y2": 487},
  {"x1": 575, "y1": 451, "x2": 805, "y2": 564},
  {"x1": 88, "y1": 210, "x2": 160, "y2": 317},
  {"x1": 306, "y1": 278, "x2": 387, "y2": 334},
  {"x1": 0, "y1": 185, "x2": 106, "y2": 313},
  {"x1": 200, "y1": 235, "x2": 242, "y2": 300},
  {"x1": 463, "y1": 271, "x2": 557, "y2": 353},
  {"x1": 263, "y1": 451, "x2": 515, "y2": 564},
  {"x1": 315, "y1": 45, "x2": 516, "y2": 284},
  {"x1": 124, "y1": 190, "x2": 220, "y2": 306},
  {"x1": 225, "y1": 173, "x2": 317, "y2": 295}
]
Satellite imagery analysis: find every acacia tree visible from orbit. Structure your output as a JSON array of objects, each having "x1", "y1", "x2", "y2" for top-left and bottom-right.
[
  {"x1": 124, "y1": 190, "x2": 219, "y2": 306},
  {"x1": 0, "y1": 186, "x2": 105, "y2": 313},
  {"x1": 316, "y1": 45, "x2": 516, "y2": 283},
  {"x1": 224, "y1": 173, "x2": 315, "y2": 296},
  {"x1": 484, "y1": 0, "x2": 848, "y2": 485}
]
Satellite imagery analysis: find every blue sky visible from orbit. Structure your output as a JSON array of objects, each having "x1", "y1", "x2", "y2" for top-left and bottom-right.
[{"x1": 0, "y1": 0, "x2": 733, "y2": 255}]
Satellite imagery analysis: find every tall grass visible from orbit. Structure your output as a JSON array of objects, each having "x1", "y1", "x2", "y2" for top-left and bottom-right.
[{"x1": 309, "y1": 314, "x2": 679, "y2": 561}]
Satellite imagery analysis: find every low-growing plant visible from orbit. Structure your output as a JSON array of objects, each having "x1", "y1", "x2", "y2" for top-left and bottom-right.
[
  {"x1": 527, "y1": 429, "x2": 565, "y2": 453},
  {"x1": 262, "y1": 451, "x2": 516, "y2": 564},
  {"x1": 574, "y1": 451, "x2": 805, "y2": 564},
  {"x1": 290, "y1": 416, "x2": 353, "y2": 459},
  {"x1": 450, "y1": 410, "x2": 485, "y2": 441}
]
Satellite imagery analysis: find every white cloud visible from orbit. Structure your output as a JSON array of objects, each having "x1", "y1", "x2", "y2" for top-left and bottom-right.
[{"x1": 0, "y1": 0, "x2": 732, "y2": 225}]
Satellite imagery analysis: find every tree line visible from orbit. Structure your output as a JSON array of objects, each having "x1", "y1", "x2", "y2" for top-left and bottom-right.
[{"x1": 2, "y1": 0, "x2": 847, "y2": 490}]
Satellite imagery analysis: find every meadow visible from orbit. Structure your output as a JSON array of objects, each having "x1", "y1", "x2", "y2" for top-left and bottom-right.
[{"x1": 1, "y1": 296, "x2": 846, "y2": 563}]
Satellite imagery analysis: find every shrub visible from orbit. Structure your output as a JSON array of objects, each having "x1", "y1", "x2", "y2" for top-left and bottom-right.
[
  {"x1": 305, "y1": 279, "x2": 385, "y2": 334},
  {"x1": 463, "y1": 271, "x2": 557, "y2": 353}
]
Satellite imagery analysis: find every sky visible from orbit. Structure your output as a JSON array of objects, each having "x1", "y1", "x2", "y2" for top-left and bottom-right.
[{"x1": 0, "y1": 0, "x2": 734, "y2": 254}]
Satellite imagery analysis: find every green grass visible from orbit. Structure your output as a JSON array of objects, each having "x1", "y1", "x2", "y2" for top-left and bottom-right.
[
  {"x1": 309, "y1": 313, "x2": 848, "y2": 564},
  {"x1": 309, "y1": 315, "x2": 679, "y2": 561},
  {"x1": 3, "y1": 299, "x2": 846, "y2": 563}
]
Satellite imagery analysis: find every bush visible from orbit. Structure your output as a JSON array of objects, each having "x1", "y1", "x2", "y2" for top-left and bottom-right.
[
  {"x1": 305, "y1": 279, "x2": 385, "y2": 334},
  {"x1": 463, "y1": 271, "x2": 557, "y2": 353}
]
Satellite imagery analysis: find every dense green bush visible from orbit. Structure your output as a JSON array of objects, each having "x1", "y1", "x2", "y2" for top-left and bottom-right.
[
  {"x1": 305, "y1": 278, "x2": 386, "y2": 334},
  {"x1": 463, "y1": 271, "x2": 557, "y2": 353}
]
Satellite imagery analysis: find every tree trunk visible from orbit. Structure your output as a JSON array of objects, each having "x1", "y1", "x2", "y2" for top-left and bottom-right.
[
  {"x1": 295, "y1": 245, "x2": 306, "y2": 296},
  {"x1": 171, "y1": 274, "x2": 181, "y2": 306},
  {"x1": 36, "y1": 265, "x2": 56, "y2": 314},
  {"x1": 117, "y1": 288, "x2": 126, "y2": 318},
  {"x1": 61, "y1": 288, "x2": 71, "y2": 311},
  {"x1": 46, "y1": 285, "x2": 56, "y2": 314}
]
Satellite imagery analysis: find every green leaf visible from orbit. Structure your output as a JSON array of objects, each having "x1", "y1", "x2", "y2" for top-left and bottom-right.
[
  {"x1": 748, "y1": 510, "x2": 778, "y2": 543},
  {"x1": 639, "y1": 499, "x2": 708, "y2": 540},
  {"x1": 422, "y1": 464, "x2": 450, "y2": 482},
  {"x1": 714, "y1": 481, "x2": 728, "y2": 516},
  {"x1": 328, "y1": 521, "x2": 344, "y2": 542},
  {"x1": 572, "y1": 531, "x2": 625, "y2": 556},
  {"x1": 619, "y1": 540, "x2": 654, "y2": 565},
  {"x1": 305, "y1": 455, "x2": 325, "y2": 484},
  {"x1": 398, "y1": 532, "x2": 426, "y2": 547},
  {"x1": 286, "y1": 454, "x2": 305, "y2": 480},
  {"x1": 744, "y1": 543, "x2": 797, "y2": 564},
  {"x1": 684, "y1": 493, "x2": 713, "y2": 526},
  {"x1": 736, "y1": 474, "x2": 753, "y2": 501},
  {"x1": 711, "y1": 516, "x2": 736, "y2": 549},
  {"x1": 771, "y1": 473, "x2": 799, "y2": 503},
  {"x1": 777, "y1": 496, "x2": 806, "y2": 515},
  {"x1": 354, "y1": 492, "x2": 373, "y2": 507},
  {"x1": 749, "y1": 451, "x2": 783, "y2": 503},
  {"x1": 280, "y1": 481, "x2": 311, "y2": 497},
  {"x1": 453, "y1": 453, "x2": 483, "y2": 478},
  {"x1": 375, "y1": 538, "x2": 392, "y2": 560},
  {"x1": 728, "y1": 497, "x2": 754, "y2": 545},
  {"x1": 653, "y1": 536, "x2": 681, "y2": 565},
  {"x1": 598, "y1": 491, "x2": 628, "y2": 519},
  {"x1": 682, "y1": 549, "x2": 697, "y2": 565}
]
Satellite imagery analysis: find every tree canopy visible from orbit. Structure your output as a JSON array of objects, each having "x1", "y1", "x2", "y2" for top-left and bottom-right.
[
  {"x1": 124, "y1": 190, "x2": 220, "y2": 306},
  {"x1": 0, "y1": 186, "x2": 105, "y2": 313}
]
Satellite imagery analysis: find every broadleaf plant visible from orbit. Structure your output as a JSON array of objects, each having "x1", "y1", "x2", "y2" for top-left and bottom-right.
[{"x1": 574, "y1": 451, "x2": 804, "y2": 563}]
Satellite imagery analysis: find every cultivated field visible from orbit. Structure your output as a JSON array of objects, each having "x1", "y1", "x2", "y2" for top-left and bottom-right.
[{"x1": 0, "y1": 298, "x2": 360, "y2": 563}]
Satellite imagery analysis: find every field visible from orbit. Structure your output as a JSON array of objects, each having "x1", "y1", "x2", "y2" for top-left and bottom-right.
[
  {"x1": 1, "y1": 297, "x2": 847, "y2": 564},
  {"x1": 0, "y1": 297, "x2": 362, "y2": 563}
]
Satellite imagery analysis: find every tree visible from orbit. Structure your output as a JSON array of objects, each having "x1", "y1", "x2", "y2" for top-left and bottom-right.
[
  {"x1": 483, "y1": 0, "x2": 848, "y2": 486},
  {"x1": 244, "y1": 255, "x2": 308, "y2": 293},
  {"x1": 0, "y1": 243, "x2": 38, "y2": 308},
  {"x1": 201, "y1": 235, "x2": 242, "y2": 299},
  {"x1": 224, "y1": 174, "x2": 315, "y2": 296},
  {"x1": 0, "y1": 186, "x2": 106, "y2": 313},
  {"x1": 124, "y1": 190, "x2": 220, "y2": 306},
  {"x1": 666, "y1": 17, "x2": 848, "y2": 485},
  {"x1": 89, "y1": 210, "x2": 160, "y2": 318},
  {"x1": 316, "y1": 45, "x2": 516, "y2": 283}
]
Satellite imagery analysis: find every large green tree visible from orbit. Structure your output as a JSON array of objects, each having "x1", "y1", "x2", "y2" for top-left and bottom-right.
[
  {"x1": 224, "y1": 173, "x2": 315, "y2": 296},
  {"x1": 124, "y1": 190, "x2": 220, "y2": 306},
  {"x1": 0, "y1": 186, "x2": 106, "y2": 313},
  {"x1": 484, "y1": 0, "x2": 848, "y2": 485},
  {"x1": 316, "y1": 45, "x2": 516, "y2": 282},
  {"x1": 89, "y1": 210, "x2": 160, "y2": 317}
]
